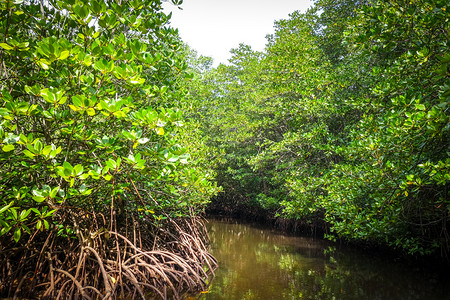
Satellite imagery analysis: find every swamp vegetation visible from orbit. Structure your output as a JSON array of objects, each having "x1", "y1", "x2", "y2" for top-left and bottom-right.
[
  {"x1": 0, "y1": 0, "x2": 449, "y2": 298},
  {"x1": 187, "y1": 0, "x2": 449, "y2": 257},
  {"x1": 0, "y1": 0, "x2": 217, "y2": 298}
]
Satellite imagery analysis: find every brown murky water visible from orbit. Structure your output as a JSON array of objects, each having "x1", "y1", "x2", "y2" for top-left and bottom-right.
[{"x1": 200, "y1": 219, "x2": 450, "y2": 300}]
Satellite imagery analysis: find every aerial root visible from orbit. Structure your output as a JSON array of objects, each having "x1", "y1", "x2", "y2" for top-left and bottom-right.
[{"x1": 0, "y1": 215, "x2": 216, "y2": 299}]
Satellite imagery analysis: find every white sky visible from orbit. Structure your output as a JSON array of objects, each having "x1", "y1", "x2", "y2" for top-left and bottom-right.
[{"x1": 162, "y1": 0, "x2": 313, "y2": 66}]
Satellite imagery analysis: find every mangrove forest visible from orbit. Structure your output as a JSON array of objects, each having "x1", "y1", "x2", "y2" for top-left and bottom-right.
[{"x1": 0, "y1": 0, "x2": 449, "y2": 298}]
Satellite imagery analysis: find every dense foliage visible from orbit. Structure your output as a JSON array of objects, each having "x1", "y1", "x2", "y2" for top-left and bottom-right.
[
  {"x1": 188, "y1": 0, "x2": 449, "y2": 256},
  {"x1": 0, "y1": 0, "x2": 218, "y2": 297},
  {"x1": 0, "y1": 0, "x2": 448, "y2": 296},
  {"x1": 0, "y1": 0, "x2": 219, "y2": 244}
]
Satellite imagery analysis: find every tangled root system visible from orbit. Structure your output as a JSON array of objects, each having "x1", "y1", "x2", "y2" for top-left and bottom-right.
[{"x1": 0, "y1": 212, "x2": 217, "y2": 299}]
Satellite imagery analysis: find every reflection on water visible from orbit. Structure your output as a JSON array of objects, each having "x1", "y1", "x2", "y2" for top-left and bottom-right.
[{"x1": 201, "y1": 219, "x2": 449, "y2": 300}]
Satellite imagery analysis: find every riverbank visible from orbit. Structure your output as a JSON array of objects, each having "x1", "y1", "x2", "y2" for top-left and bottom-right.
[{"x1": 206, "y1": 205, "x2": 450, "y2": 270}]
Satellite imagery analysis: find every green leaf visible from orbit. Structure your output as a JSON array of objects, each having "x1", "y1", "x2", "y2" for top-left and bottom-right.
[
  {"x1": 74, "y1": 164, "x2": 84, "y2": 176},
  {"x1": 42, "y1": 145, "x2": 53, "y2": 156},
  {"x1": 59, "y1": 50, "x2": 70, "y2": 60},
  {"x1": 37, "y1": 59, "x2": 50, "y2": 69},
  {"x1": 415, "y1": 104, "x2": 426, "y2": 111},
  {"x1": 40, "y1": 88, "x2": 56, "y2": 103},
  {"x1": 13, "y1": 227, "x2": 21, "y2": 242},
  {"x1": 10, "y1": 208, "x2": 17, "y2": 220},
  {"x1": 36, "y1": 220, "x2": 42, "y2": 231},
  {"x1": 33, "y1": 195, "x2": 46, "y2": 203},
  {"x1": 72, "y1": 95, "x2": 83, "y2": 107},
  {"x1": 63, "y1": 161, "x2": 73, "y2": 171},
  {"x1": 34, "y1": 140, "x2": 43, "y2": 152},
  {"x1": 19, "y1": 209, "x2": 31, "y2": 221},
  {"x1": 0, "y1": 43, "x2": 14, "y2": 50},
  {"x1": 122, "y1": 131, "x2": 134, "y2": 140},
  {"x1": 2, "y1": 144, "x2": 15, "y2": 152},
  {"x1": 22, "y1": 149, "x2": 35, "y2": 158},
  {"x1": 105, "y1": 159, "x2": 116, "y2": 169},
  {"x1": 0, "y1": 201, "x2": 14, "y2": 215},
  {"x1": 50, "y1": 187, "x2": 59, "y2": 198},
  {"x1": 92, "y1": 0, "x2": 102, "y2": 14},
  {"x1": 86, "y1": 107, "x2": 96, "y2": 116}
]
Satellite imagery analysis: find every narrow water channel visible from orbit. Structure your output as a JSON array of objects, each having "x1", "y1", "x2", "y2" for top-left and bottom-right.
[{"x1": 200, "y1": 219, "x2": 449, "y2": 300}]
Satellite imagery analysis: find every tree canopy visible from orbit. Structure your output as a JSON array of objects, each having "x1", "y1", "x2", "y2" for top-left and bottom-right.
[{"x1": 186, "y1": 0, "x2": 449, "y2": 256}]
